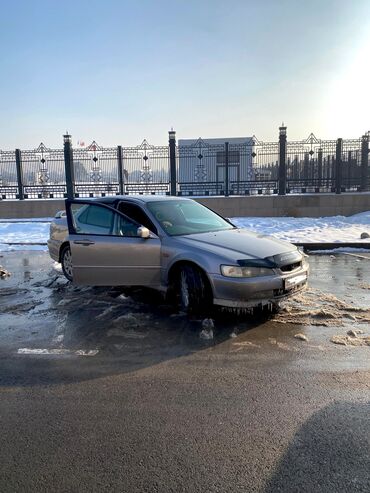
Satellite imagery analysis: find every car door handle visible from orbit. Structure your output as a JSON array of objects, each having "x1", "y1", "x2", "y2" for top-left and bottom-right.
[{"x1": 73, "y1": 240, "x2": 95, "y2": 246}]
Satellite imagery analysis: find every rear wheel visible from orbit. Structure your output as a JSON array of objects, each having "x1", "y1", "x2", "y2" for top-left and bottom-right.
[
  {"x1": 61, "y1": 245, "x2": 73, "y2": 281},
  {"x1": 176, "y1": 264, "x2": 212, "y2": 315}
]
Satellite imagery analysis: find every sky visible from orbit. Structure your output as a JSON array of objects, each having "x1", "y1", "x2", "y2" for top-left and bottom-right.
[{"x1": 1, "y1": 0, "x2": 369, "y2": 150}]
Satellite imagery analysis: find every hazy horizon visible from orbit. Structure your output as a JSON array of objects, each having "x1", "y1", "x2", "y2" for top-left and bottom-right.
[{"x1": 1, "y1": 0, "x2": 369, "y2": 150}]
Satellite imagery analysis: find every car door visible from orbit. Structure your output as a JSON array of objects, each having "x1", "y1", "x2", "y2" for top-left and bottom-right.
[{"x1": 65, "y1": 200, "x2": 161, "y2": 286}]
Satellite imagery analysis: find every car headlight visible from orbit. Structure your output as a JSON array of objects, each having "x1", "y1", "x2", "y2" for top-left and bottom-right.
[
  {"x1": 220, "y1": 265, "x2": 274, "y2": 278},
  {"x1": 302, "y1": 253, "x2": 309, "y2": 269}
]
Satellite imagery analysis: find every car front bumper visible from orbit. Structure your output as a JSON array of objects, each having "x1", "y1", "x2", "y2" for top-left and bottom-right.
[{"x1": 210, "y1": 266, "x2": 309, "y2": 308}]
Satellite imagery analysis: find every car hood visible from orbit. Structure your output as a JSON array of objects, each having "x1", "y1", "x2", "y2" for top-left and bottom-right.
[{"x1": 175, "y1": 228, "x2": 298, "y2": 262}]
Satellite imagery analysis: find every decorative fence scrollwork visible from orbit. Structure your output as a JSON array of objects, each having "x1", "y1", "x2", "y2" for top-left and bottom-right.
[
  {"x1": 18, "y1": 144, "x2": 66, "y2": 199},
  {"x1": 73, "y1": 141, "x2": 120, "y2": 198},
  {"x1": 121, "y1": 140, "x2": 170, "y2": 195}
]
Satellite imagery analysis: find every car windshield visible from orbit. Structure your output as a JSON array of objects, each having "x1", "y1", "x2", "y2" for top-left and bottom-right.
[{"x1": 147, "y1": 200, "x2": 235, "y2": 236}]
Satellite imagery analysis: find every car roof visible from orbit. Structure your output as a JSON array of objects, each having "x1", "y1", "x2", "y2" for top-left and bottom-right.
[{"x1": 86, "y1": 195, "x2": 193, "y2": 205}]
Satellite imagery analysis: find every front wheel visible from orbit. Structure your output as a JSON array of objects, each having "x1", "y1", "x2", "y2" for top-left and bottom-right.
[
  {"x1": 61, "y1": 245, "x2": 73, "y2": 281},
  {"x1": 177, "y1": 265, "x2": 212, "y2": 315}
]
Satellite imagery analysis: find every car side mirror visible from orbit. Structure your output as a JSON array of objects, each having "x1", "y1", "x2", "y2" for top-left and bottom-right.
[
  {"x1": 137, "y1": 226, "x2": 150, "y2": 239},
  {"x1": 55, "y1": 210, "x2": 66, "y2": 219}
]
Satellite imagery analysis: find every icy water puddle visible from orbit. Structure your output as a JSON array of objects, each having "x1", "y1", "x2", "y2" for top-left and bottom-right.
[{"x1": 1, "y1": 251, "x2": 370, "y2": 359}]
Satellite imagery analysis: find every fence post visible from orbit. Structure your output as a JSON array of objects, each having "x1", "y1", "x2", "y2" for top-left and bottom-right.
[
  {"x1": 278, "y1": 125, "x2": 287, "y2": 195},
  {"x1": 303, "y1": 152, "x2": 309, "y2": 191},
  {"x1": 225, "y1": 141, "x2": 229, "y2": 197},
  {"x1": 360, "y1": 133, "x2": 369, "y2": 191},
  {"x1": 117, "y1": 145, "x2": 124, "y2": 195},
  {"x1": 63, "y1": 133, "x2": 74, "y2": 199},
  {"x1": 317, "y1": 148, "x2": 323, "y2": 189},
  {"x1": 169, "y1": 130, "x2": 177, "y2": 196},
  {"x1": 15, "y1": 148, "x2": 24, "y2": 200},
  {"x1": 335, "y1": 138, "x2": 343, "y2": 194}
]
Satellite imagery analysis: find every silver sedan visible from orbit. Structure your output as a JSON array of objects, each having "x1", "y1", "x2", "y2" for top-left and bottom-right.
[{"x1": 47, "y1": 196, "x2": 309, "y2": 313}]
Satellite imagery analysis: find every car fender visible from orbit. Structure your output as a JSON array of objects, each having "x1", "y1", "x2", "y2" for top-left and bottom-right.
[{"x1": 164, "y1": 251, "x2": 222, "y2": 292}]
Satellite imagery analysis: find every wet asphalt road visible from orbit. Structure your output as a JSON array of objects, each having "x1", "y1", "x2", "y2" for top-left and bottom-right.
[{"x1": 0, "y1": 251, "x2": 370, "y2": 492}]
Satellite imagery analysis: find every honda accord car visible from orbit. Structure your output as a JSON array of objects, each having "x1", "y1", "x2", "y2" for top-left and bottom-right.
[{"x1": 47, "y1": 196, "x2": 309, "y2": 313}]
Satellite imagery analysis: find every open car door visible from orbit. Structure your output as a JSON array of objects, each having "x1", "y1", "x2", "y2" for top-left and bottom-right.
[{"x1": 65, "y1": 200, "x2": 161, "y2": 286}]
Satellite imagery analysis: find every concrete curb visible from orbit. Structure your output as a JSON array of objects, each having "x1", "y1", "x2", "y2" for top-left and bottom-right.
[
  {"x1": 294, "y1": 242, "x2": 370, "y2": 251},
  {"x1": 1, "y1": 242, "x2": 47, "y2": 246}
]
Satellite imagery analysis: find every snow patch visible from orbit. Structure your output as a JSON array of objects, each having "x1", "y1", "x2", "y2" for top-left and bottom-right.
[
  {"x1": 231, "y1": 212, "x2": 370, "y2": 244},
  {"x1": 17, "y1": 348, "x2": 98, "y2": 356},
  {"x1": 330, "y1": 335, "x2": 370, "y2": 347}
]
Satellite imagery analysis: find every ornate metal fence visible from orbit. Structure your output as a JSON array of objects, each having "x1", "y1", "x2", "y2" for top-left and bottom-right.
[
  {"x1": 73, "y1": 142, "x2": 120, "y2": 198},
  {"x1": 0, "y1": 128, "x2": 368, "y2": 200},
  {"x1": 286, "y1": 134, "x2": 338, "y2": 193},
  {"x1": 20, "y1": 144, "x2": 66, "y2": 199},
  {"x1": 177, "y1": 137, "x2": 280, "y2": 196},
  {"x1": 341, "y1": 138, "x2": 363, "y2": 191},
  {"x1": 284, "y1": 135, "x2": 368, "y2": 193},
  {"x1": 178, "y1": 139, "x2": 226, "y2": 195},
  {"x1": 122, "y1": 140, "x2": 170, "y2": 195},
  {"x1": 244, "y1": 138, "x2": 279, "y2": 194},
  {"x1": 0, "y1": 150, "x2": 17, "y2": 199}
]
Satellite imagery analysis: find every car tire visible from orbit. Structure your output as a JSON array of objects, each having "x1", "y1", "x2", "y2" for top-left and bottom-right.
[
  {"x1": 177, "y1": 264, "x2": 212, "y2": 315},
  {"x1": 270, "y1": 302, "x2": 282, "y2": 314},
  {"x1": 61, "y1": 245, "x2": 73, "y2": 282}
]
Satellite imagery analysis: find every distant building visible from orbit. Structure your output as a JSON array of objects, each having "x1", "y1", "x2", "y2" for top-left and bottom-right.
[{"x1": 178, "y1": 137, "x2": 254, "y2": 194}]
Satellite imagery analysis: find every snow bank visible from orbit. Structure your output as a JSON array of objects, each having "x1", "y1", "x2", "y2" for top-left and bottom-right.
[
  {"x1": 0, "y1": 221, "x2": 50, "y2": 251},
  {"x1": 231, "y1": 212, "x2": 370, "y2": 244}
]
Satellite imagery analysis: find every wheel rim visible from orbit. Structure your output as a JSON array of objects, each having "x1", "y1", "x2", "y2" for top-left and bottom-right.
[
  {"x1": 63, "y1": 249, "x2": 73, "y2": 279},
  {"x1": 180, "y1": 271, "x2": 189, "y2": 308}
]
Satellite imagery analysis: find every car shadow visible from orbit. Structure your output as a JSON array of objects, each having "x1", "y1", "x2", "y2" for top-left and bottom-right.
[
  {"x1": 264, "y1": 401, "x2": 370, "y2": 492},
  {"x1": 0, "y1": 274, "x2": 272, "y2": 388}
]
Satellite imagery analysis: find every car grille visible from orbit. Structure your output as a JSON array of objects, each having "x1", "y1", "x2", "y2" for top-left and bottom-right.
[{"x1": 280, "y1": 261, "x2": 302, "y2": 273}]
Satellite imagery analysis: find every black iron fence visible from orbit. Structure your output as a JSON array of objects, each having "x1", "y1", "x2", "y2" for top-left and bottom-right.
[{"x1": 0, "y1": 127, "x2": 369, "y2": 200}]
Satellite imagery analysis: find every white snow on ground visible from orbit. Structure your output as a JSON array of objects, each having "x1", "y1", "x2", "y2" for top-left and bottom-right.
[
  {"x1": 0, "y1": 221, "x2": 50, "y2": 251},
  {"x1": 0, "y1": 245, "x2": 48, "y2": 252},
  {"x1": 231, "y1": 211, "x2": 370, "y2": 244},
  {"x1": 0, "y1": 211, "x2": 369, "y2": 251},
  {"x1": 17, "y1": 348, "x2": 99, "y2": 356}
]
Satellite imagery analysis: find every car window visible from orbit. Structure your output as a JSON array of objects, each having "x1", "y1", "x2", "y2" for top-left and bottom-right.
[
  {"x1": 118, "y1": 202, "x2": 158, "y2": 235},
  {"x1": 70, "y1": 203, "x2": 140, "y2": 237},
  {"x1": 147, "y1": 200, "x2": 234, "y2": 236}
]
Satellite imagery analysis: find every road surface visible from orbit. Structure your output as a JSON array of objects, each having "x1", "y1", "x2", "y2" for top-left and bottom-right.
[{"x1": 0, "y1": 251, "x2": 369, "y2": 492}]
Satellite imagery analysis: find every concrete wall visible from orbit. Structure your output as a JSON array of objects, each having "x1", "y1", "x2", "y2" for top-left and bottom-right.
[
  {"x1": 196, "y1": 193, "x2": 370, "y2": 218},
  {"x1": 0, "y1": 199, "x2": 66, "y2": 219},
  {"x1": 1, "y1": 193, "x2": 370, "y2": 219}
]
